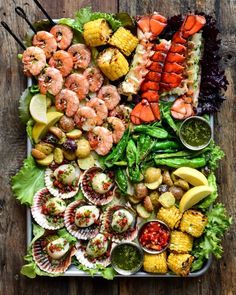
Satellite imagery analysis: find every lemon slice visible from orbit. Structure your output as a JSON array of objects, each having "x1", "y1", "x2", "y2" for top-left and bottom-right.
[
  {"x1": 179, "y1": 185, "x2": 213, "y2": 212},
  {"x1": 32, "y1": 111, "x2": 63, "y2": 143},
  {"x1": 29, "y1": 94, "x2": 47, "y2": 123},
  {"x1": 173, "y1": 167, "x2": 208, "y2": 186}
]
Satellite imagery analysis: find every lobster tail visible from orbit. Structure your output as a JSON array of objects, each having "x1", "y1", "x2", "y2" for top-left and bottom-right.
[{"x1": 181, "y1": 15, "x2": 206, "y2": 38}]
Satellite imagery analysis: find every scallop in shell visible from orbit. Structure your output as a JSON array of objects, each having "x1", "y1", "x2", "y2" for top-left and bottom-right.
[
  {"x1": 101, "y1": 205, "x2": 138, "y2": 243},
  {"x1": 45, "y1": 163, "x2": 81, "y2": 199},
  {"x1": 32, "y1": 234, "x2": 76, "y2": 274},
  {"x1": 80, "y1": 167, "x2": 115, "y2": 205},
  {"x1": 64, "y1": 199, "x2": 100, "y2": 240},
  {"x1": 31, "y1": 188, "x2": 66, "y2": 230},
  {"x1": 75, "y1": 233, "x2": 112, "y2": 269}
]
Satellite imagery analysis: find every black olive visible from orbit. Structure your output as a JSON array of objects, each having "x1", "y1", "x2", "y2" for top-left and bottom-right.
[
  {"x1": 62, "y1": 139, "x2": 77, "y2": 153},
  {"x1": 44, "y1": 133, "x2": 58, "y2": 145},
  {"x1": 201, "y1": 166, "x2": 211, "y2": 177},
  {"x1": 157, "y1": 184, "x2": 169, "y2": 194}
]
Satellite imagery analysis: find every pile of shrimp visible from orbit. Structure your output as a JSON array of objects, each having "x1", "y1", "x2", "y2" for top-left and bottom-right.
[{"x1": 22, "y1": 24, "x2": 131, "y2": 156}]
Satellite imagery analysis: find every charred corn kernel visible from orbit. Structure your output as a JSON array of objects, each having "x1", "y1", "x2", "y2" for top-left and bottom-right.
[
  {"x1": 143, "y1": 252, "x2": 168, "y2": 273},
  {"x1": 98, "y1": 48, "x2": 129, "y2": 81},
  {"x1": 179, "y1": 209, "x2": 207, "y2": 238},
  {"x1": 157, "y1": 206, "x2": 182, "y2": 229},
  {"x1": 169, "y1": 231, "x2": 193, "y2": 253},
  {"x1": 167, "y1": 253, "x2": 194, "y2": 276},
  {"x1": 83, "y1": 19, "x2": 112, "y2": 47},
  {"x1": 109, "y1": 27, "x2": 138, "y2": 56}
]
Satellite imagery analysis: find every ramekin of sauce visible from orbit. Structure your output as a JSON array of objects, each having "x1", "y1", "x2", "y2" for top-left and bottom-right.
[
  {"x1": 138, "y1": 220, "x2": 170, "y2": 254},
  {"x1": 179, "y1": 116, "x2": 212, "y2": 150},
  {"x1": 111, "y1": 242, "x2": 143, "y2": 275}
]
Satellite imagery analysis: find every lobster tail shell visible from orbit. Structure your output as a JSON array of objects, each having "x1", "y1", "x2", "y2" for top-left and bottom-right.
[{"x1": 181, "y1": 15, "x2": 206, "y2": 38}]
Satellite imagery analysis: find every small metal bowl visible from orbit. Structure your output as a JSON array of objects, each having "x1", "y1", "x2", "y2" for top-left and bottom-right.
[
  {"x1": 138, "y1": 220, "x2": 170, "y2": 254},
  {"x1": 179, "y1": 116, "x2": 212, "y2": 151},
  {"x1": 110, "y1": 242, "x2": 144, "y2": 275}
]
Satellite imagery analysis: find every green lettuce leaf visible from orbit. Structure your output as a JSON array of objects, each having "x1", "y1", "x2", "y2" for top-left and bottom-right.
[
  {"x1": 57, "y1": 228, "x2": 77, "y2": 244},
  {"x1": 74, "y1": 260, "x2": 117, "y2": 280},
  {"x1": 191, "y1": 203, "x2": 232, "y2": 271},
  {"x1": 19, "y1": 87, "x2": 33, "y2": 124},
  {"x1": 11, "y1": 156, "x2": 45, "y2": 206},
  {"x1": 26, "y1": 119, "x2": 34, "y2": 144},
  {"x1": 90, "y1": 12, "x2": 121, "y2": 31},
  {"x1": 203, "y1": 142, "x2": 225, "y2": 170},
  {"x1": 31, "y1": 223, "x2": 45, "y2": 245},
  {"x1": 197, "y1": 173, "x2": 218, "y2": 210}
]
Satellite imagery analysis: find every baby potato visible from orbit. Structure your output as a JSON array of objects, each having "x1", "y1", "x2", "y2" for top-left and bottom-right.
[
  {"x1": 174, "y1": 180, "x2": 190, "y2": 191},
  {"x1": 63, "y1": 149, "x2": 76, "y2": 161},
  {"x1": 169, "y1": 186, "x2": 184, "y2": 201},
  {"x1": 76, "y1": 139, "x2": 91, "y2": 158},
  {"x1": 144, "y1": 167, "x2": 161, "y2": 183},
  {"x1": 134, "y1": 183, "x2": 148, "y2": 200},
  {"x1": 143, "y1": 196, "x2": 154, "y2": 212},
  {"x1": 162, "y1": 170, "x2": 174, "y2": 186},
  {"x1": 149, "y1": 191, "x2": 160, "y2": 207}
]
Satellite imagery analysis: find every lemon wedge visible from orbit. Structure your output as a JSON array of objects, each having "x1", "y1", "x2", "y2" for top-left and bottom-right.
[
  {"x1": 173, "y1": 167, "x2": 208, "y2": 186},
  {"x1": 29, "y1": 94, "x2": 47, "y2": 123},
  {"x1": 32, "y1": 111, "x2": 63, "y2": 143},
  {"x1": 179, "y1": 185, "x2": 213, "y2": 212}
]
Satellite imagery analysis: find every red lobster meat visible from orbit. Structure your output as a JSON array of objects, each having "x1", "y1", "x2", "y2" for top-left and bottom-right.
[
  {"x1": 131, "y1": 14, "x2": 206, "y2": 124},
  {"x1": 131, "y1": 13, "x2": 167, "y2": 124}
]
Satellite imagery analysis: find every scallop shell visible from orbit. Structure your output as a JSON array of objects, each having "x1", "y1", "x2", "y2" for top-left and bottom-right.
[
  {"x1": 45, "y1": 165, "x2": 80, "y2": 199},
  {"x1": 64, "y1": 200, "x2": 100, "y2": 240},
  {"x1": 32, "y1": 236, "x2": 76, "y2": 274},
  {"x1": 31, "y1": 188, "x2": 65, "y2": 230},
  {"x1": 101, "y1": 205, "x2": 138, "y2": 243},
  {"x1": 75, "y1": 238, "x2": 113, "y2": 269},
  {"x1": 80, "y1": 167, "x2": 115, "y2": 205}
]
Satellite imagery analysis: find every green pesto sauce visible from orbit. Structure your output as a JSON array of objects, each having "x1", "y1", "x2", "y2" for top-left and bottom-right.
[
  {"x1": 181, "y1": 119, "x2": 211, "y2": 147},
  {"x1": 112, "y1": 244, "x2": 142, "y2": 271}
]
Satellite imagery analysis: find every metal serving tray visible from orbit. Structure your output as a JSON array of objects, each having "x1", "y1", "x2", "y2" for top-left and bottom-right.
[{"x1": 26, "y1": 72, "x2": 213, "y2": 278}]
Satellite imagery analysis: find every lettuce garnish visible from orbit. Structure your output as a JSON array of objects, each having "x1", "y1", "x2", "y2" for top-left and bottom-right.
[{"x1": 11, "y1": 156, "x2": 45, "y2": 206}]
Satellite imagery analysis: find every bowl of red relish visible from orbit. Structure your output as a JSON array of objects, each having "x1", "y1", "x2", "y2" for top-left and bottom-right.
[{"x1": 138, "y1": 220, "x2": 170, "y2": 254}]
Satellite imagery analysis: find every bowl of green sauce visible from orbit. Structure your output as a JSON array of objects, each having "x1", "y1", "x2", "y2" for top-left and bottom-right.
[
  {"x1": 179, "y1": 116, "x2": 212, "y2": 150},
  {"x1": 111, "y1": 242, "x2": 143, "y2": 275}
]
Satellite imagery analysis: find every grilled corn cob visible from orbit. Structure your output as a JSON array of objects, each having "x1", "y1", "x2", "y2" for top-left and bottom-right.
[
  {"x1": 157, "y1": 206, "x2": 182, "y2": 229},
  {"x1": 109, "y1": 27, "x2": 138, "y2": 56},
  {"x1": 167, "y1": 253, "x2": 194, "y2": 276},
  {"x1": 180, "y1": 209, "x2": 207, "y2": 238},
  {"x1": 143, "y1": 252, "x2": 168, "y2": 273},
  {"x1": 169, "y1": 231, "x2": 193, "y2": 253},
  {"x1": 83, "y1": 19, "x2": 112, "y2": 47},
  {"x1": 97, "y1": 48, "x2": 129, "y2": 81}
]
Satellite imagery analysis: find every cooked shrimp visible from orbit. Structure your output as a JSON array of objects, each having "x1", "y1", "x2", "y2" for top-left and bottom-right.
[
  {"x1": 68, "y1": 44, "x2": 91, "y2": 69},
  {"x1": 87, "y1": 98, "x2": 108, "y2": 125},
  {"x1": 32, "y1": 31, "x2": 57, "y2": 59},
  {"x1": 171, "y1": 95, "x2": 195, "y2": 120},
  {"x1": 55, "y1": 89, "x2": 80, "y2": 117},
  {"x1": 83, "y1": 66, "x2": 104, "y2": 92},
  {"x1": 65, "y1": 73, "x2": 89, "y2": 100},
  {"x1": 106, "y1": 117, "x2": 125, "y2": 144},
  {"x1": 87, "y1": 126, "x2": 113, "y2": 156},
  {"x1": 38, "y1": 67, "x2": 63, "y2": 95},
  {"x1": 109, "y1": 104, "x2": 132, "y2": 128},
  {"x1": 50, "y1": 25, "x2": 73, "y2": 50},
  {"x1": 74, "y1": 106, "x2": 97, "y2": 131},
  {"x1": 22, "y1": 46, "x2": 46, "y2": 76},
  {"x1": 97, "y1": 85, "x2": 121, "y2": 111},
  {"x1": 48, "y1": 50, "x2": 73, "y2": 77}
]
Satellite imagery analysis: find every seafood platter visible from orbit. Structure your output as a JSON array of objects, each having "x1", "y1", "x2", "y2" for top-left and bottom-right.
[{"x1": 4, "y1": 2, "x2": 232, "y2": 278}]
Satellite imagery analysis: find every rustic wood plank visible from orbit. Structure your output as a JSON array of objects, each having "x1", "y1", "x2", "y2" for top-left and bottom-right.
[{"x1": 0, "y1": 0, "x2": 235, "y2": 294}]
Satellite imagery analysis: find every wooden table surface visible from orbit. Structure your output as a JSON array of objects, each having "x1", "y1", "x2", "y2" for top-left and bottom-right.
[{"x1": 0, "y1": 0, "x2": 235, "y2": 294}]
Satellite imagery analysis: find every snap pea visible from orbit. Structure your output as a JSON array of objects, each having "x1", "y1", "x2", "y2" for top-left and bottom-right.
[
  {"x1": 137, "y1": 134, "x2": 155, "y2": 161},
  {"x1": 115, "y1": 168, "x2": 128, "y2": 194},
  {"x1": 154, "y1": 157, "x2": 206, "y2": 168},
  {"x1": 133, "y1": 125, "x2": 169, "y2": 139},
  {"x1": 104, "y1": 129, "x2": 130, "y2": 167},
  {"x1": 159, "y1": 102, "x2": 179, "y2": 132},
  {"x1": 151, "y1": 140, "x2": 181, "y2": 151},
  {"x1": 128, "y1": 164, "x2": 143, "y2": 183},
  {"x1": 154, "y1": 150, "x2": 194, "y2": 159},
  {"x1": 114, "y1": 161, "x2": 128, "y2": 166},
  {"x1": 126, "y1": 139, "x2": 138, "y2": 166}
]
